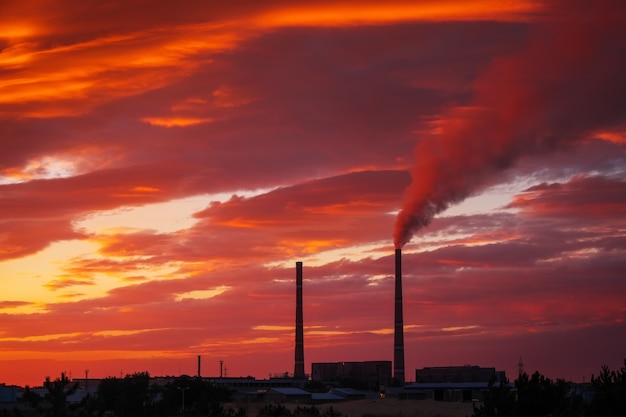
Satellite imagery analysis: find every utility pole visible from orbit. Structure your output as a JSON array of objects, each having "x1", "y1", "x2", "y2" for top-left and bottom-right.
[{"x1": 177, "y1": 386, "x2": 189, "y2": 414}]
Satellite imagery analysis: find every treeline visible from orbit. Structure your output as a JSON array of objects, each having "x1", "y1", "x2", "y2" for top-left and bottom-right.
[
  {"x1": 21, "y1": 372, "x2": 236, "y2": 417},
  {"x1": 473, "y1": 359, "x2": 626, "y2": 417},
  {"x1": 16, "y1": 373, "x2": 342, "y2": 417},
  {"x1": 10, "y1": 359, "x2": 626, "y2": 417}
]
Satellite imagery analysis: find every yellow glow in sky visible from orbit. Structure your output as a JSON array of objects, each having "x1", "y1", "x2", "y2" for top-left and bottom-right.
[{"x1": 174, "y1": 286, "x2": 231, "y2": 301}]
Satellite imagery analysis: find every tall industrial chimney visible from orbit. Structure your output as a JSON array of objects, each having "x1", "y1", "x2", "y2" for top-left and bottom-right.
[
  {"x1": 393, "y1": 248, "x2": 405, "y2": 384},
  {"x1": 197, "y1": 355, "x2": 201, "y2": 378},
  {"x1": 294, "y1": 261, "x2": 305, "y2": 379}
]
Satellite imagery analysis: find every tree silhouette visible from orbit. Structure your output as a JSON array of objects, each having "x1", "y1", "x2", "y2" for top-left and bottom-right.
[
  {"x1": 95, "y1": 372, "x2": 154, "y2": 417},
  {"x1": 587, "y1": 359, "x2": 626, "y2": 417},
  {"x1": 22, "y1": 385, "x2": 44, "y2": 415},
  {"x1": 473, "y1": 372, "x2": 584, "y2": 417},
  {"x1": 515, "y1": 371, "x2": 580, "y2": 417},
  {"x1": 472, "y1": 376, "x2": 516, "y2": 417},
  {"x1": 158, "y1": 375, "x2": 233, "y2": 416},
  {"x1": 44, "y1": 372, "x2": 78, "y2": 417}
]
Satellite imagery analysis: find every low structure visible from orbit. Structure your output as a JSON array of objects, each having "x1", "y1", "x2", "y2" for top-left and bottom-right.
[
  {"x1": 402, "y1": 382, "x2": 493, "y2": 401},
  {"x1": 311, "y1": 361, "x2": 391, "y2": 390},
  {"x1": 408, "y1": 365, "x2": 508, "y2": 402},
  {"x1": 329, "y1": 387, "x2": 367, "y2": 400},
  {"x1": 265, "y1": 387, "x2": 311, "y2": 403},
  {"x1": 310, "y1": 392, "x2": 345, "y2": 403},
  {"x1": 0, "y1": 384, "x2": 19, "y2": 403},
  {"x1": 415, "y1": 365, "x2": 505, "y2": 384},
  {"x1": 211, "y1": 375, "x2": 304, "y2": 391}
]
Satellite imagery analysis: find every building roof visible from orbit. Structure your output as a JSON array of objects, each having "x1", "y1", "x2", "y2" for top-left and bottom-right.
[
  {"x1": 269, "y1": 387, "x2": 310, "y2": 395},
  {"x1": 330, "y1": 388, "x2": 366, "y2": 397},
  {"x1": 405, "y1": 382, "x2": 508, "y2": 390},
  {"x1": 311, "y1": 393, "x2": 344, "y2": 401}
]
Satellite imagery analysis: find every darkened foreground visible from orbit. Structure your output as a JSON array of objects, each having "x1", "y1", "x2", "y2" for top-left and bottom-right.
[
  {"x1": 18, "y1": 373, "x2": 236, "y2": 417},
  {"x1": 2, "y1": 359, "x2": 624, "y2": 417},
  {"x1": 472, "y1": 359, "x2": 626, "y2": 417}
]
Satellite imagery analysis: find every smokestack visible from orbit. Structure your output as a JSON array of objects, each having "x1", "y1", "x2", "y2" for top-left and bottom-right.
[
  {"x1": 393, "y1": 248, "x2": 405, "y2": 384},
  {"x1": 294, "y1": 261, "x2": 305, "y2": 379},
  {"x1": 197, "y1": 355, "x2": 201, "y2": 378}
]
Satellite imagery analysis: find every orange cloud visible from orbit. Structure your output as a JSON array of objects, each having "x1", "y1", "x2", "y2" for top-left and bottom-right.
[
  {"x1": 0, "y1": 21, "x2": 245, "y2": 117},
  {"x1": 256, "y1": 1, "x2": 541, "y2": 27},
  {"x1": 0, "y1": 1, "x2": 546, "y2": 120},
  {"x1": 594, "y1": 130, "x2": 626, "y2": 144},
  {"x1": 132, "y1": 186, "x2": 161, "y2": 193},
  {"x1": 141, "y1": 117, "x2": 214, "y2": 127},
  {"x1": 44, "y1": 278, "x2": 95, "y2": 291}
]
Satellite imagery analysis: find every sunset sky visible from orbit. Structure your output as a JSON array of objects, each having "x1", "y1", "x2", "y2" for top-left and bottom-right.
[{"x1": 1, "y1": 0, "x2": 625, "y2": 387}]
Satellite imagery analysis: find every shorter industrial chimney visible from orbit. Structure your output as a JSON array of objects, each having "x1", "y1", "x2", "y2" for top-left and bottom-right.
[{"x1": 294, "y1": 261, "x2": 305, "y2": 379}]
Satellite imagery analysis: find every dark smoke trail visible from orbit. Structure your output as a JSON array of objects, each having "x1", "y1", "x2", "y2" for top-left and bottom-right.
[{"x1": 394, "y1": 0, "x2": 626, "y2": 248}]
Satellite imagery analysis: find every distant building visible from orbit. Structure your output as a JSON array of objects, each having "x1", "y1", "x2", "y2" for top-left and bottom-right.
[
  {"x1": 401, "y1": 382, "x2": 496, "y2": 402},
  {"x1": 211, "y1": 375, "x2": 304, "y2": 391},
  {"x1": 71, "y1": 378, "x2": 102, "y2": 391},
  {"x1": 311, "y1": 361, "x2": 391, "y2": 390},
  {"x1": 265, "y1": 387, "x2": 311, "y2": 403},
  {"x1": 405, "y1": 365, "x2": 508, "y2": 402},
  {"x1": 0, "y1": 384, "x2": 19, "y2": 403},
  {"x1": 310, "y1": 392, "x2": 345, "y2": 403},
  {"x1": 328, "y1": 387, "x2": 367, "y2": 400},
  {"x1": 415, "y1": 365, "x2": 505, "y2": 384}
]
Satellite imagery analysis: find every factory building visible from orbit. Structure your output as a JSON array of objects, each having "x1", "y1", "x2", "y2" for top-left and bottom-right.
[
  {"x1": 311, "y1": 361, "x2": 392, "y2": 390},
  {"x1": 396, "y1": 365, "x2": 508, "y2": 402},
  {"x1": 415, "y1": 365, "x2": 506, "y2": 384}
]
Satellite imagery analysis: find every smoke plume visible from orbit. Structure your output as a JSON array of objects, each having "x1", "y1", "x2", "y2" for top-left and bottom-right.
[{"x1": 394, "y1": 0, "x2": 626, "y2": 248}]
